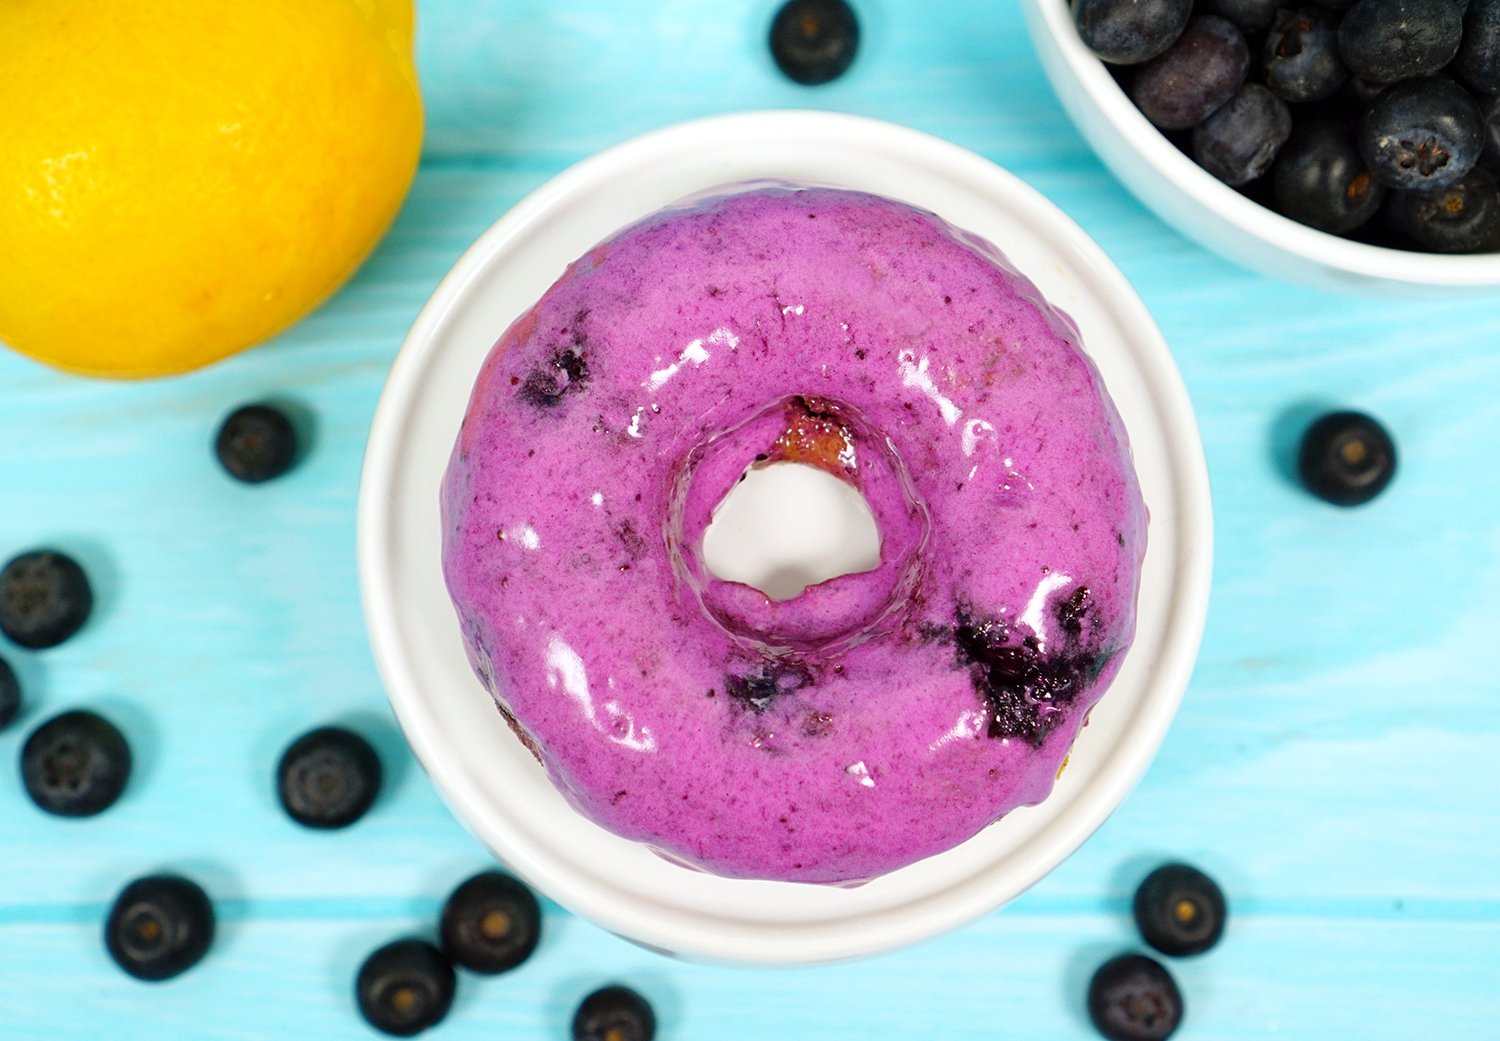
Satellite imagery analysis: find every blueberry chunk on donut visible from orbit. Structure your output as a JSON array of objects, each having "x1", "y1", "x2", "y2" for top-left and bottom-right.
[{"x1": 441, "y1": 184, "x2": 1147, "y2": 884}]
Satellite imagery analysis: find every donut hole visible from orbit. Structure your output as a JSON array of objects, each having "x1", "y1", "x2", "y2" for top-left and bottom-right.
[{"x1": 701, "y1": 462, "x2": 881, "y2": 601}]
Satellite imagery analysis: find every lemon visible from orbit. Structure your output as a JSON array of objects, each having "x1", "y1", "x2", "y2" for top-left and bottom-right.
[{"x1": 0, "y1": 0, "x2": 423, "y2": 378}]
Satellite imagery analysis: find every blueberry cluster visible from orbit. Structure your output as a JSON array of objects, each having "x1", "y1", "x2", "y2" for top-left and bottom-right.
[{"x1": 1073, "y1": 0, "x2": 1500, "y2": 252}]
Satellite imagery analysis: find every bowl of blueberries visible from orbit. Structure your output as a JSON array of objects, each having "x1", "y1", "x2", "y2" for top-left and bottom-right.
[{"x1": 1022, "y1": 0, "x2": 1500, "y2": 291}]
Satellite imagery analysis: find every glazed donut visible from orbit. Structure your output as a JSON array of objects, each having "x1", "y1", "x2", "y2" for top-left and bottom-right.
[{"x1": 442, "y1": 185, "x2": 1146, "y2": 884}]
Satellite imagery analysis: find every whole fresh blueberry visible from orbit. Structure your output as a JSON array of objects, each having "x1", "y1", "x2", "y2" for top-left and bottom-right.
[
  {"x1": 0, "y1": 657, "x2": 20, "y2": 731},
  {"x1": 1483, "y1": 95, "x2": 1500, "y2": 171},
  {"x1": 215, "y1": 403, "x2": 298, "y2": 483},
  {"x1": 1298, "y1": 410, "x2": 1397, "y2": 506},
  {"x1": 276, "y1": 726, "x2": 382, "y2": 829},
  {"x1": 1273, "y1": 117, "x2": 1387, "y2": 233},
  {"x1": 356, "y1": 939, "x2": 456, "y2": 1037},
  {"x1": 1456, "y1": 0, "x2": 1500, "y2": 96},
  {"x1": 1203, "y1": 0, "x2": 1278, "y2": 31},
  {"x1": 1359, "y1": 77, "x2": 1483, "y2": 192},
  {"x1": 439, "y1": 871, "x2": 542, "y2": 975},
  {"x1": 1393, "y1": 167, "x2": 1500, "y2": 252},
  {"x1": 1192, "y1": 84, "x2": 1293, "y2": 184},
  {"x1": 1074, "y1": 0, "x2": 1193, "y2": 64},
  {"x1": 769, "y1": 0, "x2": 860, "y2": 86},
  {"x1": 104, "y1": 875, "x2": 215, "y2": 982},
  {"x1": 572, "y1": 985, "x2": 657, "y2": 1041},
  {"x1": 21, "y1": 709, "x2": 131, "y2": 817},
  {"x1": 1264, "y1": 9, "x2": 1347, "y2": 103},
  {"x1": 1131, "y1": 16, "x2": 1250, "y2": 130},
  {"x1": 0, "y1": 549, "x2": 93, "y2": 650},
  {"x1": 1087, "y1": 954, "x2": 1183, "y2": 1041},
  {"x1": 1133, "y1": 863, "x2": 1228, "y2": 956},
  {"x1": 1338, "y1": 0, "x2": 1463, "y2": 83}
]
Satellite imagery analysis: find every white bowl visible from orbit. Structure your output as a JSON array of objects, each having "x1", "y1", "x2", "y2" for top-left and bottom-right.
[
  {"x1": 1022, "y1": 0, "x2": 1500, "y2": 292},
  {"x1": 358, "y1": 110, "x2": 1212, "y2": 964}
]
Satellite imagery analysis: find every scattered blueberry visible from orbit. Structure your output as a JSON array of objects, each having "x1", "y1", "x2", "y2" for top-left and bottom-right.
[
  {"x1": 1131, "y1": 16, "x2": 1250, "y2": 130},
  {"x1": 215, "y1": 403, "x2": 298, "y2": 483},
  {"x1": 276, "y1": 726, "x2": 382, "y2": 829},
  {"x1": 0, "y1": 549, "x2": 93, "y2": 650},
  {"x1": 1456, "y1": 0, "x2": 1500, "y2": 96},
  {"x1": 1088, "y1": 954, "x2": 1184, "y2": 1041},
  {"x1": 356, "y1": 939, "x2": 456, "y2": 1037},
  {"x1": 1297, "y1": 410, "x2": 1397, "y2": 507},
  {"x1": 1359, "y1": 77, "x2": 1483, "y2": 192},
  {"x1": 1273, "y1": 117, "x2": 1387, "y2": 233},
  {"x1": 1073, "y1": 0, "x2": 1193, "y2": 64},
  {"x1": 572, "y1": 985, "x2": 657, "y2": 1041},
  {"x1": 1263, "y1": 8, "x2": 1348, "y2": 103},
  {"x1": 439, "y1": 871, "x2": 542, "y2": 975},
  {"x1": 21, "y1": 709, "x2": 131, "y2": 817},
  {"x1": 104, "y1": 875, "x2": 215, "y2": 982},
  {"x1": 1337, "y1": 0, "x2": 1463, "y2": 84},
  {"x1": 0, "y1": 657, "x2": 19, "y2": 731},
  {"x1": 1192, "y1": 83, "x2": 1293, "y2": 184},
  {"x1": 1133, "y1": 863, "x2": 1227, "y2": 957},
  {"x1": 1393, "y1": 167, "x2": 1500, "y2": 253},
  {"x1": 1203, "y1": 0, "x2": 1278, "y2": 32},
  {"x1": 769, "y1": 0, "x2": 860, "y2": 86}
]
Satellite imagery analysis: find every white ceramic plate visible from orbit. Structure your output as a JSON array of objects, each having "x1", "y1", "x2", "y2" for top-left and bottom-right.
[{"x1": 358, "y1": 111, "x2": 1212, "y2": 965}]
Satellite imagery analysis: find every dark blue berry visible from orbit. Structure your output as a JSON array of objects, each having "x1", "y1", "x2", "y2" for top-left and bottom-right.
[
  {"x1": 276, "y1": 726, "x2": 382, "y2": 829},
  {"x1": 1359, "y1": 77, "x2": 1483, "y2": 192},
  {"x1": 0, "y1": 657, "x2": 19, "y2": 731},
  {"x1": 769, "y1": 0, "x2": 859, "y2": 86},
  {"x1": 1073, "y1": 0, "x2": 1192, "y2": 64},
  {"x1": 1483, "y1": 94, "x2": 1500, "y2": 171},
  {"x1": 440, "y1": 871, "x2": 542, "y2": 975},
  {"x1": 1298, "y1": 410, "x2": 1397, "y2": 506},
  {"x1": 1193, "y1": 83, "x2": 1293, "y2": 184},
  {"x1": 1393, "y1": 167, "x2": 1500, "y2": 252},
  {"x1": 1264, "y1": 9, "x2": 1348, "y2": 103},
  {"x1": 1131, "y1": 16, "x2": 1250, "y2": 130},
  {"x1": 21, "y1": 709, "x2": 131, "y2": 817},
  {"x1": 1273, "y1": 117, "x2": 1387, "y2": 232},
  {"x1": 1133, "y1": 863, "x2": 1227, "y2": 957},
  {"x1": 105, "y1": 875, "x2": 215, "y2": 982},
  {"x1": 1337, "y1": 0, "x2": 1463, "y2": 83},
  {"x1": 519, "y1": 347, "x2": 590, "y2": 407},
  {"x1": 572, "y1": 985, "x2": 657, "y2": 1041},
  {"x1": 1087, "y1": 954, "x2": 1183, "y2": 1041},
  {"x1": 1456, "y1": 0, "x2": 1500, "y2": 96},
  {"x1": 0, "y1": 549, "x2": 93, "y2": 650},
  {"x1": 1203, "y1": 0, "x2": 1278, "y2": 31},
  {"x1": 356, "y1": 939, "x2": 456, "y2": 1037},
  {"x1": 215, "y1": 404, "x2": 297, "y2": 483}
]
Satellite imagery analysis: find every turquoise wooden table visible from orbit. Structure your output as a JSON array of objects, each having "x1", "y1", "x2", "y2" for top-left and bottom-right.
[{"x1": 3, "y1": 2, "x2": 1498, "y2": 1038}]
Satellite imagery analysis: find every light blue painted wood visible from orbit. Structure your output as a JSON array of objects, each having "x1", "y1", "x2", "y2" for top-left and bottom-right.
[{"x1": 2, "y1": 1, "x2": 1497, "y2": 1037}]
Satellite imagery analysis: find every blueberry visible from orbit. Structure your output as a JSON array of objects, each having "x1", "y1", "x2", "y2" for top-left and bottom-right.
[
  {"x1": 1359, "y1": 77, "x2": 1483, "y2": 192},
  {"x1": 1298, "y1": 410, "x2": 1397, "y2": 506},
  {"x1": 1273, "y1": 117, "x2": 1387, "y2": 233},
  {"x1": 0, "y1": 657, "x2": 19, "y2": 730},
  {"x1": 1133, "y1": 863, "x2": 1227, "y2": 957},
  {"x1": 1263, "y1": 9, "x2": 1348, "y2": 104},
  {"x1": 439, "y1": 871, "x2": 542, "y2": 975},
  {"x1": 214, "y1": 403, "x2": 297, "y2": 483},
  {"x1": 356, "y1": 939, "x2": 456, "y2": 1037},
  {"x1": 1131, "y1": 16, "x2": 1250, "y2": 130},
  {"x1": 1483, "y1": 95, "x2": 1500, "y2": 171},
  {"x1": 1393, "y1": 167, "x2": 1500, "y2": 252},
  {"x1": 1203, "y1": 0, "x2": 1278, "y2": 32},
  {"x1": 1073, "y1": 0, "x2": 1192, "y2": 64},
  {"x1": 1193, "y1": 84, "x2": 1293, "y2": 184},
  {"x1": 0, "y1": 549, "x2": 93, "y2": 650},
  {"x1": 1337, "y1": 0, "x2": 1463, "y2": 83},
  {"x1": 769, "y1": 0, "x2": 859, "y2": 86},
  {"x1": 572, "y1": 985, "x2": 657, "y2": 1041},
  {"x1": 21, "y1": 709, "x2": 131, "y2": 817},
  {"x1": 1088, "y1": 954, "x2": 1184, "y2": 1041},
  {"x1": 104, "y1": 875, "x2": 215, "y2": 982},
  {"x1": 1456, "y1": 0, "x2": 1500, "y2": 96},
  {"x1": 276, "y1": 726, "x2": 382, "y2": 829}
]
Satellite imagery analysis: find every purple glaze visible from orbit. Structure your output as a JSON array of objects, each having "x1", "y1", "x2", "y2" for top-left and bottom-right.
[{"x1": 441, "y1": 185, "x2": 1147, "y2": 884}]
